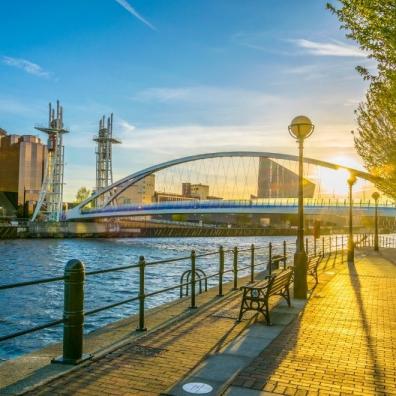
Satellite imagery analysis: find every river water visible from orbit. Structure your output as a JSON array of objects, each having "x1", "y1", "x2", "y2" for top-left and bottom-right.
[{"x1": 0, "y1": 236, "x2": 303, "y2": 361}]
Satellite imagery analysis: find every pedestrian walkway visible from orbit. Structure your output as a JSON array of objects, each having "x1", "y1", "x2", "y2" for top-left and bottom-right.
[
  {"x1": 21, "y1": 270, "x2": 285, "y2": 396},
  {"x1": 13, "y1": 251, "x2": 396, "y2": 396},
  {"x1": 226, "y1": 251, "x2": 396, "y2": 396}
]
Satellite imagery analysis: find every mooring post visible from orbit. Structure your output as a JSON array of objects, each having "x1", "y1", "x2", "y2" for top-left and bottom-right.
[
  {"x1": 283, "y1": 240, "x2": 287, "y2": 269},
  {"x1": 305, "y1": 237, "x2": 309, "y2": 255},
  {"x1": 60, "y1": 259, "x2": 85, "y2": 364},
  {"x1": 190, "y1": 250, "x2": 197, "y2": 308},
  {"x1": 268, "y1": 242, "x2": 272, "y2": 276},
  {"x1": 250, "y1": 244, "x2": 255, "y2": 283},
  {"x1": 218, "y1": 246, "x2": 224, "y2": 297},
  {"x1": 136, "y1": 256, "x2": 147, "y2": 331}
]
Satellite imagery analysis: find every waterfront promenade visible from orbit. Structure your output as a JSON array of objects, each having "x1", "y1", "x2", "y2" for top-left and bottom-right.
[{"x1": 3, "y1": 249, "x2": 396, "y2": 396}]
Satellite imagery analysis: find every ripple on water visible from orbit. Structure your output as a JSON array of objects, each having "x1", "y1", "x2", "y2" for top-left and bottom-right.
[{"x1": 0, "y1": 236, "x2": 299, "y2": 360}]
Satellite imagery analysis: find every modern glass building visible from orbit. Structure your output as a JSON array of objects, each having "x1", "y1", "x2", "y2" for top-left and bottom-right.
[{"x1": 257, "y1": 157, "x2": 315, "y2": 198}]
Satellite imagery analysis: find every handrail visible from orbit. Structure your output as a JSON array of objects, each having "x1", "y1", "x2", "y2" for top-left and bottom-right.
[
  {"x1": 0, "y1": 318, "x2": 64, "y2": 342},
  {"x1": 2, "y1": 233, "x2": 381, "y2": 364},
  {"x1": 80, "y1": 198, "x2": 395, "y2": 215},
  {"x1": 0, "y1": 275, "x2": 66, "y2": 291}
]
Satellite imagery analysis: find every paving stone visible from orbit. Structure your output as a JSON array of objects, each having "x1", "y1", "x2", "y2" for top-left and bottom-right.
[
  {"x1": 229, "y1": 253, "x2": 396, "y2": 396},
  {"x1": 219, "y1": 334, "x2": 274, "y2": 358},
  {"x1": 19, "y1": 251, "x2": 396, "y2": 396}
]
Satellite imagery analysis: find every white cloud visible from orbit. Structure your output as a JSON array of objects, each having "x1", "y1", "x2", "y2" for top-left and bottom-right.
[
  {"x1": 133, "y1": 86, "x2": 280, "y2": 106},
  {"x1": 135, "y1": 88, "x2": 190, "y2": 102},
  {"x1": 114, "y1": 0, "x2": 156, "y2": 30},
  {"x1": 2, "y1": 56, "x2": 51, "y2": 78},
  {"x1": 231, "y1": 32, "x2": 270, "y2": 51},
  {"x1": 293, "y1": 39, "x2": 366, "y2": 58},
  {"x1": 118, "y1": 119, "x2": 136, "y2": 134},
  {"x1": 282, "y1": 64, "x2": 318, "y2": 75}
]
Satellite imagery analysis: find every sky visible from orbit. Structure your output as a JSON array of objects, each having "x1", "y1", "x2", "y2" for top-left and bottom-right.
[{"x1": 0, "y1": 0, "x2": 375, "y2": 201}]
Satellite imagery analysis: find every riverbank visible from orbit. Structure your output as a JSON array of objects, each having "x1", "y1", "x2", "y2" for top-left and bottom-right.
[{"x1": 0, "y1": 221, "x2": 384, "y2": 239}]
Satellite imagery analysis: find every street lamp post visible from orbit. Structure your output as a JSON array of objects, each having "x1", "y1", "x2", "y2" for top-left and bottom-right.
[
  {"x1": 347, "y1": 173, "x2": 357, "y2": 263},
  {"x1": 288, "y1": 115, "x2": 314, "y2": 299},
  {"x1": 372, "y1": 191, "x2": 380, "y2": 251}
]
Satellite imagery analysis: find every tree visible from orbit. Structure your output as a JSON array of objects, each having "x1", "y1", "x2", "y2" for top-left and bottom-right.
[
  {"x1": 327, "y1": 1, "x2": 396, "y2": 197},
  {"x1": 354, "y1": 79, "x2": 396, "y2": 197},
  {"x1": 75, "y1": 187, "x2": 91, "y2": 203}
]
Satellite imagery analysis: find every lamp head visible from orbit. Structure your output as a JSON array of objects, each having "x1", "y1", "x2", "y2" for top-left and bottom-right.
[
  {"x1": 288, "y1": 115, "x2": 314, "y2": 140},
  {"x1": 347, "y1": 173, "x2": 357, "y2": 186},
  {"x1": 372, "y1": 191, "x2": 380, "y2": 201}
]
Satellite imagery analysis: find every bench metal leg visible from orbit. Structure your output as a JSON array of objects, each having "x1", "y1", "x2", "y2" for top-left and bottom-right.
[
  {"x1": 264, "y1": 301, "x2": 271, "y2": 325},
  {"x1": 285, "y1": 286, "x2": 291, "y2": 307}
]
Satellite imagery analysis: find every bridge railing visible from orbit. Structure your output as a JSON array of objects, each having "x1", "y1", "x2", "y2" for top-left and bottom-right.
[
  {"x1": 79, "y1": 198, "x2": 395, "y2": 215},
  {"x1": 0, "y1": 235, "x2": 357, "y2": 364}
]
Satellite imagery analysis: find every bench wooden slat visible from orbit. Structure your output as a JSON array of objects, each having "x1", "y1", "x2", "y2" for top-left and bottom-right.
[
  {"x1": 237, "y1": 267, "x2": 293, "y2": 325},
  {"x1": 307, "y1": 254, "x2": 323, "y2": 285}
]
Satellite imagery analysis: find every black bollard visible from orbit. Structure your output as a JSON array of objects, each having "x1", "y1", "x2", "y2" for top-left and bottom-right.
[
  {"x1": 136, "y1": 256, "x2": 147, "y2": 331},
  {"x1": 53, "y1": 259, "x2": 87, "y2": 364}
]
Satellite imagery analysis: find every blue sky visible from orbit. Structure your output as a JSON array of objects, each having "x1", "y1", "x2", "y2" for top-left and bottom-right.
[{"x1": 0, "y1": 0, "x2": 374, "y2": 200}]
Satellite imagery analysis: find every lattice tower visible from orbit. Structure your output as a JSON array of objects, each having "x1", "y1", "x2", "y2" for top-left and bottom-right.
[
  {"x1": 93, "y1": 114, "x2": 121, "y2": 201},
  {"x1": 32, "y1": 100, "x2": 69, "y2": 222}
]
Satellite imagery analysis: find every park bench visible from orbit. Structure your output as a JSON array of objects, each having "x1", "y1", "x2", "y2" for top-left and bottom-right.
[
  {"x1": 237, "y1": 267, "x2": 293, "y2": 325},
  {"x1": 307, "y1": 254, "x2": 323, "y2": 286}
]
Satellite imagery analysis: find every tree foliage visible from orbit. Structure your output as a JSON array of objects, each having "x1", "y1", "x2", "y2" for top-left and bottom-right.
[
  {"x1": 327, "y1": 0, "x2": 396, "y2": 197},
  {"x1": 75, "y1": 186, "x2": 91, "y2": 203}
]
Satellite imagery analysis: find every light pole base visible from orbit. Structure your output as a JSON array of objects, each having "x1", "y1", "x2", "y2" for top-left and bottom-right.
[
  {"x1": 293, "y1": 251, "x2": 308, "y2": 299},
  {"x1": 347, "y1": 240, "x2": 354, "y2": 264}
]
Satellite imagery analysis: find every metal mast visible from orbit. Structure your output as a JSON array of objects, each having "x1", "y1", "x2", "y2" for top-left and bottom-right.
[
  {"x1": 93, "y1": 113, "x2": 121, "y2": 202},
  {"x1": 32, "y1": 100, "x2": 69, "y2": 222}
]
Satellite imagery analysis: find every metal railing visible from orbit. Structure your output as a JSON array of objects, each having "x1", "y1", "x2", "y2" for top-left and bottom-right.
[
  {"x1": 354, "y1": 233, "x2": 396, "y2": 248},
  {"x1": 0, "y1": 235, "x2": 350, "y2": 364},
  {"x1": 81, "y1": 198, "x2": 396, "y2": 215}
]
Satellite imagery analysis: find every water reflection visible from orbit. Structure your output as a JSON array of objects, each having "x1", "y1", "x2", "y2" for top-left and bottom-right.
[{"x1": 0, "y1": 236, "x2": 297, "y2": 360}]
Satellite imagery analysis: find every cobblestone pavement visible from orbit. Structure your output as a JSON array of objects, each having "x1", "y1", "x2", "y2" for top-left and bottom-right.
[
  {"x1": 230, "y1": 252, "x2": 396, "y2": 396},
  {"x1": 24, "y1": 278, "x2": 273, "y2": 396}
]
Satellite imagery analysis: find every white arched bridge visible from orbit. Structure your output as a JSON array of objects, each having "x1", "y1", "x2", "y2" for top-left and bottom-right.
[{"x1": 66, "y1": 151, "x2": 394, "y2": 220}]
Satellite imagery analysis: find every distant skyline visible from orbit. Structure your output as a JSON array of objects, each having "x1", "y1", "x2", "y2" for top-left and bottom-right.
[{"x1": 0, "y1": 0, "x2": 375, "y2": 201}]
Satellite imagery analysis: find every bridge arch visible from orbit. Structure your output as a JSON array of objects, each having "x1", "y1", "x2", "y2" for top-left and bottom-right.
[{"x1": 66, "y1": 151, "x2": 377, "y2": 219}]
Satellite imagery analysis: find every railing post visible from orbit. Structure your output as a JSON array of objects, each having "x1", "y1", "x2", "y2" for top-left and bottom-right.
[
  {"x1": 268, "y1": 242, "x2": 272, "y2": 276},
  {"x1": 190, "y1": 250, "x2": 197, "y2": 308},
  {"x1": 305, "y1": 237, "x2": 309, "y2": 255},
  {"x1": 218, "y1": 246, "x2": 224, "y2": 296},
  {"x1": 283, "y1": 240, "x2": 287, "y2": 269},
  {"x1": 250, "y1": 244, "x2": 255, "y2": 283},
  {"x1": 59, "y1": 259, "x2": 85, "y2": 364},
  {"x1": 136, "y1": 256, "x2": 147, "y2": 331},
  {"x1": 335, "y1": 236, "x2": 338, "y2": 256},
  {"x1": 322, "y1": 236, "x2": 325, "y2": 256},
  {"x1": 342, "y1": 235, "x2": 344, "y2": 262},
  {"x1": 233, "y1": 246, "x2": 238, "y2": 290},
  {"x1": 314, "y1": 237, "x2": 317, "y2": 257}
]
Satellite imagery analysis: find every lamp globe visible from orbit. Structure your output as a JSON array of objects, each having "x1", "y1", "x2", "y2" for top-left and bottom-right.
[{"x1": 288, "y1": 115, "x2": 314, "y2": 140}]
